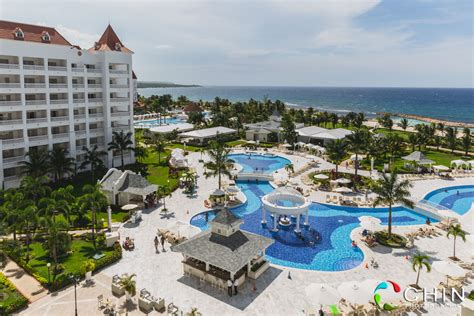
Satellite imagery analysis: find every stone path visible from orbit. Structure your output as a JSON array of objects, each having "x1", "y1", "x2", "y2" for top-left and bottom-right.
[{"x1": 1, "y1": 258, "x2": 47, "y2": 303}]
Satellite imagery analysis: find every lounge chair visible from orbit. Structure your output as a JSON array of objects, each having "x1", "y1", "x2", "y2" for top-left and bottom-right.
[
  {"x1": 97, "y1": 294, "x2": 105, "y2": 310},
  {"x1": 152, "y1": 297, "x2": 165, "y2": 312},
  {"x1": 138, "y1": 295, "x2": 154, "y2": 313}
]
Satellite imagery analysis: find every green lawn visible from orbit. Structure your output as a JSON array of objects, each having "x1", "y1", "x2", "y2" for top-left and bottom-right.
[
  {"x1": 374, "y1": 128, "x2": 412, "y2": 141},
  {"x1": 167, "y1": 143, "x2": 203, "y2": 152},
  {"x1": 0, "y1": 273, "x2": 28, "y2": 314}
]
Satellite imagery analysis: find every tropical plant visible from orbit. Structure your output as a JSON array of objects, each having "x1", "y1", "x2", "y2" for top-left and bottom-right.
[
  {"x1": 119, "y1": 273, "x2": 137, "y2": 299},
  {"x1": 156, "y1": 185, "x2": 172, "y2": 211},
  {"x1": 19, "y1": 176, "x2": 51, "y2": 203},
  {"x1": 411, "y1": 252, "x2": 431, "y2": 288},
  {"x1": 285, "y1": 163, "x2": 294, "y2": 175},
  {"x1": 20, "y1": 149, "x2": 50, "y2": 178},
  {"x1": 41, "y1": 216, "x2": 70, "y2": 271},
  {"x1": 461, "y1": 128, "x2": 471, "y2": 156},
  {"x1": 108, "y1": 130, "x2": 134, "y2": 170},
  {"x1": 49, "y1": 147, "x2": 75, "y2": 182},
  {"x1": 346, "y1": 129, "x2": 368, "y2": 179},
  {"x1": 80, "y1": 145, "x2": 106, "y2": 181},
  {"x1": 204, "y1": 140, "x2": 234, "y2": 190},
  {"x1": 79, "y1": 184, "x2": 108, "y2": 250},
  {"x1": 0, "y1": 190, "x2": 31, "y2": 241},
  {"x1": 444, "y1": 127, "x2": 457, "y2": 153},
  {"x1": 152, "y1": 134, "x2": 167, "y2": 164},
  {"x1": 326, "y1": 139, "x2": 347, "y2": 176},
  {"x1": 398, "y1": 118, "x2": 409, "y2": 131},
  {"x1": 372, "y1": 171, "x2": 414, "y2": 238},
  {"x1": 447, "y1": 224, "x2": 466, "y2": 260},
  {"x1": 83, "y1": 259, "x2": 96, "y2": 273},
  {"x1": 133, "y1": 144, "x2": 147, "y2": 163},
  {"x1": 281, "y1": 114, "x2": 298, "y2": 146},
  {"x1": 408, "y1": 133, "x2": 418, "y2": 152}
]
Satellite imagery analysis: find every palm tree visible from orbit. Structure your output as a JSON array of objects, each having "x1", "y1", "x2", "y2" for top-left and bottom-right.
[
  {"x1": 0, "y1": 190, "x2": 29, "y2": 241},
  {"x1": 398, "y1": 118, "x2": 409, "y2": 131},
  {"x1": 51, "y1": 185, "x2": 76, "y2": 224},
  {"x1": 79, "y1": 184, "x2": 108, "y2": 250},
  {"x1": 411, "y1": 252, "x2": 431, "y2": 288},
  {"x1": 18, "y1": 204, "x2": 39, "y2": 263},
  {"x1": 108, "y1": 131, "x2": 134, "y2": 170},
  {"x1": 156, "y1": 185, "x2": 171, "y2": 211},
  {"x1": 408, "y1": 133, "x2": 418, "y2": 152},
  {"x1": 204, "y1": 140, "x2": 234, "y2": 190},
  {"x1": 20, "y1": 176, "x2": 51, "y2": 203},
  {"x1": 447, "y1": 224, "x2": 466, "y2": 260},
  {"x1": 326, "y1": 139, "x2": 347, "y2": 176},
  {"x1": 437, "y1": 123, "x2": 445, "y2": 136},
  {"x1": 20, "y1": 149, "x2": 50, "y2": 178},
  {"x1": 49, "y1": 147, "x2": 75, "y2": 182},
  {"x1": 461, "y1": 128, "x2": 471, "y2": 156},
  {"x1": 133, "y1": 144, "x2": 147, "y2": 163},
  {"x1": 371, "y1": 171, "x2": 414, "y2": 238},
  {"x1": 346, "y1": 129, "x2": 368, "y2": 179},
  {"x1": 80, "y1": 145, "x2": 106, "y2": 181},
  {"x1": 41, "y1": 216, "x2": 69, "y2": 271},
  {"x1": 119, "y1": 273, "x2": 137, "y2": 300},
  {"x1": 444, "y1": 127, "x2": 457, "y2": 153},
  {"x1": 285, "y1": 163, "x2": 294, "y2": 175},
  {"x1": 152, "y1": 134, "x2": 167, "y2": 164}
]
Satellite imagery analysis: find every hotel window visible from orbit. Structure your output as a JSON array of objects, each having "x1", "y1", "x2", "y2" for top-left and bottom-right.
[
  {"x1": 14, "y1": 28, "x2": 24, "y2": 39},
  {"x1": 42, "y1": 32, "x2": 50, "y2": 42},
  {"x1": 115, "y1": 43, "x2": 122, "y2": 51}
]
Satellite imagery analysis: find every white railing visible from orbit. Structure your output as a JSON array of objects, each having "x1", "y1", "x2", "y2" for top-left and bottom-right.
[
  {"x1": 89, "y1": 128, "x2": 104, "y2": 135},
  {"x1": 51, "y1": 116, "x2": 69, "y2": 122},
  {"x1": 4, "y1": 175, "x2": 20, "y2": 182},
  {"x1": 52, "y1": 133, "x2": 69, "y2": 139},
  {"x1": 24, "y1": 83, "x2": 46, "y2": 88},
  {"x1": 23, "y1": 65, "x2": 45, "y2": 70},
  {"x1": 86, "y1": 68, "x2": 101, "y2": 73},
  {"x1": 26, "y1": 118, "x2": 48, "y2": 124},
  {"x1": 110, "y1": 84, "x2": 128, "y2": 89},
  {"x1": 110, "y1": 97, "x2": 129, "y2": 103},
  {"x1": 111, "y1": 111, "x2": 130, "y2": 117},
  {"x1": 50, "y1": 99, "x2": 68, "y2": 105},
  {"x1": 29, "y1": 135, "x2": 49, "y2": 142},
  {"x1": 25, "y1": 100, "x2": 47, "y2": 105},
  {"x1": 71, "y1": 67, "x2": 83, "y2": 72},
  {"x1": 75, "y1": 130, "x2": 87, "y2": 137},
  {"x1": 72, "y1": 84, "x2": 84, "y2": 89},
  {"x1": 0, "y1": 100, "x2": 22, "y2": 106},
  {"x1": 74, "y1": 115, "x2": 86, "y2": 120},
  {"x1": 89, "y1": 113, "x2": 103, "y2": 118},
  {"x1": 0, "y1": 119, "x2": 22, "y2": 125},
  {"x1": 0, "y1": 63, "x2": 20, "y2": 69},
  {"x1": 73, "y1": 99, "x2": 85, "y2": 104},
  {"x1": 49, "y1": 83, "x2": 68, "y2": 88},
  {"x1": 88, "y1": 84, "x2": 102, "y2": 89},
  {"x1": 76, "y1": 146, "x2": 86, "y2": 152},
  {"x1": 88, "y1": 98, "x2": 103, "y2": 103},
  {"x1": 0, "y1": 83, "x2": 21, "y2": 88},
  {"x1": 2, "y1": 138, "x2": 24, "y2": 145},
  {"x1": 48, "y1": 66, "x2": 67, "y2": 72},
  {"x1": 3, "y1": 156, "x2": 24, "y2": 164},
  {"x1": 109, "y1": 69, "x2": 128, "y2": 74}
]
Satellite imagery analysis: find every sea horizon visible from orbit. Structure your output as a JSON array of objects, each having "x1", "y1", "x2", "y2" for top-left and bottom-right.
[{"x1": 139, "y1": 85, "x2": 474, "y2": 125}]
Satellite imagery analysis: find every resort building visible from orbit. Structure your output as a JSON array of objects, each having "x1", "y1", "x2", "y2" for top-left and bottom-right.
[
  {"x1": 99, "y1": 168, "x2": 157, "y2": 206},
  {"x1": 245, "y1": 110, "x2": 304, "y2": 142},
  {"x1": 172, "y1": 209, "x2": 274, "y2": 288},
  {"x1": 0, "y1": 21, "x2": 135, "y2": 188},
  {"x1": 296, "y1": 126, "x2": 352, "y2": 145},
  {"x1": 179, "y1": 126, "x2": 237, "y2": 145}
]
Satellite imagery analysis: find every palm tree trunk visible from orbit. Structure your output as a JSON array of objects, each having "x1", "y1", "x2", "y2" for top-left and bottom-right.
[
  {"x1": 354, "y1": 153, "x2": 358, "y2": 178},
  {"x1": 121, "y1": 150, "x2": 125, "y2": 171},
  {"x1": 218, "y1": 171, "x2": 221, "y2": 190},
  {"x1": 415, "y1": 268, "x2": 421, "y2": 286},
  {"x1": 453, "y1": 237, "x2": 456, "y2": 258},
  {"x1": 388, "y1": 204, "x2": 393, "y2": 238},
  {"x1": 92, "y1": 210, "x2": 97, "y2": 250}
]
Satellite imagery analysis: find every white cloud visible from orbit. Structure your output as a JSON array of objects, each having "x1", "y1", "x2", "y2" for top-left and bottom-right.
[{"x1": 55, "y1": 25, "x2": 99, "y2": 49}]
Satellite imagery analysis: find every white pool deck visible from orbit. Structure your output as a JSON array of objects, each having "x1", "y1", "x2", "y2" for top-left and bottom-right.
[{"x1": 23, "y1": 150, "x2": 474, "y2": 316}]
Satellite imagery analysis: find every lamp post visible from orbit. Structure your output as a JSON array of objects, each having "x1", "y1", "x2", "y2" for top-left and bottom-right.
[
  {"x1": 46, "y1": 262, "x2": 51, "y2": 285},
  {"x1": 69, "y1": 274, "x2": 79, "y2": 316}
]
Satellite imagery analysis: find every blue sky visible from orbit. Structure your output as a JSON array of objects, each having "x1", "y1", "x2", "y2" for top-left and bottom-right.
[{"x1": 2, "y1": 0, "x2": 473, "y2": 87}]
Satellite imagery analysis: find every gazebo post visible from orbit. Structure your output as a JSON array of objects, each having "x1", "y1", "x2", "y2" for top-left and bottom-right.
[
  {"x1": 272, "y1": 213, "x2": 278, "y2": 232},
  {"x1": 295, "y1": 214, "x2": 301, "y2": 233},
  {"x1": 205, "y1": 262, "x2": 210, "y2": 272},
  {"x1": 304, "y1": 210, "x2": 309, "y2": 226},
  {"x1": 247, "y1": 262, "x2": 251, "y2": 273},
  {"x1": 230, "y1": 272, "x2": 235, "y2": 281},
  {"x1": 261, "y1": 207, "x2": 267, "y2": 224}
]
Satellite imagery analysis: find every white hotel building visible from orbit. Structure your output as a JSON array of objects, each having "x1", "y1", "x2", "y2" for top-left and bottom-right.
[{"x1": 0, "y1": 21, "x2": 136, "y2": 188}]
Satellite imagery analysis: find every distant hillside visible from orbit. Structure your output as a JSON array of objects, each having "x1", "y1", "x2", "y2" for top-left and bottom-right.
[{"x1": 138, "y1": 81, "x2": 201, "y2": 88}]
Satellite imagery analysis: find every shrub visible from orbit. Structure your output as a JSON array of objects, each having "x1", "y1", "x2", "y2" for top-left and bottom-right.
[{"x1": 0, "y1": 273, "x2": 29, "y2": 314}]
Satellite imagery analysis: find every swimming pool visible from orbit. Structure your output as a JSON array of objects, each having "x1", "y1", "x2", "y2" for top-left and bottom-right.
[
  {"x1": 134, "y1": 117, "x2": 186, "y2": 127},
  {"x1": 227, "y1": 153, "x2": 291, "y2": 174},
  {"x1": 191, "y1": 181, "x2": 435, "y2": 271},
  {"x1": 423, "y1": 185, "x2": 474, "y2": 216}
]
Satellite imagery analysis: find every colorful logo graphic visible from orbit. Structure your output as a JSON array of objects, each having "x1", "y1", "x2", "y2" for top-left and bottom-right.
[{"x1": 374, "y1": 280, "x2": 401, "y2": 311}]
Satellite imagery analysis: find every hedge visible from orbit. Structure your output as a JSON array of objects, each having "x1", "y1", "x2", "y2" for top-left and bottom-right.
[{"x1": 0, "y1": 272, "x2": 29, "y2": 315}]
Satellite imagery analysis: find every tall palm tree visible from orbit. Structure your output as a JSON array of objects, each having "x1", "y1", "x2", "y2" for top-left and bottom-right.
[
  {"x1": 346, "y1": 129, "x2": 368, "y2": 179},
  {"x1": 444, "y1": 127, "x2": 457, "y2": 153},
  {"x1": 156, "y1": 185, "x2": 172, "y2": 211},
  {"x1": 51, "y1": 185, "x2": 76, "y2": 224},
  {"x1": 326, "y1": 139, "x2": 347, "y2": 176},
  {"x1": 0, "y1": 190, "x2": 29, "y2": 241},
  {"x1": 20, "y1": 176, "x2": 51, "y2": 203},
  {"x1": 411, "y1": 252, "x2": 431, "y2": 288},
  {"x1": 152, "y1": 134, "x2": 167, "y2": 164},
  {"x1": 18, "y1": 204, "x2": 39, "y2": 263},
  {"x1": 79, "y1": 184, "x2": 108, "y2": 250},
  {"x1": 49, "y1": 147, "x2": 75, "y2": 182},
  {"x1": 108, "y1": 131, "x2": 134, "y2": 170},
  {"x1": 461, "y1": 128, "x2": 471, "y2": 156},
  {"x1": 447, "y1": 224, "x2": 466, "y2": 260},
  {"x1": 20, "y1": 149, "x2": 50, "y2": 178},
  {"x1": 398, "y1": 118, "x2": 409, "y2": 131},
  {"x1": 371, "y1": 171, "x2": 414, "y2": 238},
  {"x1": 80, "y1": 145, "x2": 106, "y2": 181},
  {"x1": 285, "y1": 163, "x2": 294, "y2": 175},
  {"x1": 204, "y1": 140, "x2": 234, "y2": 190},
  {"x1": 133, "y1": 144, "x2": 147, "y2": 163},
  {"x1": 41, "y1": 216, "x2": 69, "y2": 271}
]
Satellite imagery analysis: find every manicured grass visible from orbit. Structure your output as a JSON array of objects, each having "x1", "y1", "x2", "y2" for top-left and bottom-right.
[
  {"x1": 140, "y1": 149, "x2": 181, "y2": 187},
  {"x1": 225, "y1": 140, "x2": 247, "y2": 147},
  {"x1": 168, "y1": 143, "x2": 203, "y2": 152},
  {"x1": 374, "y1": 128, "x2": 412, "y2": 140},
  {"x1": 0, "y1": 273, "x2": 28, "y2": 314}
]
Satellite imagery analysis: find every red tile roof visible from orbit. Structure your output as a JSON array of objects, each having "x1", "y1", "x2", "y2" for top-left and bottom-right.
[
  {"x1": 0, "y1": 20, "x2": 72, "y2": 46},
  {"x1": 90, "y1": 24, "x2": 133, "y2": 53}
]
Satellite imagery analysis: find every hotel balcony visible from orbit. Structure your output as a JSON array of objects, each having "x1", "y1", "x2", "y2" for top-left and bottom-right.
[
  {"x1": 110, "y1": 84, "x2": 129, "y2": 89},
  {"x1": 23, "y1": 65, "x2": 45, "y2": 71},
  {"x1": 71, "y1": 67, "x2": 84, "y2": 73},
  {"x1": 0, "y1": 83, "x2": 21, "y2": 88},
  {"x1": 51, "y1": 115, "x2": 69, "y2": 122},
  {"x1": 3, "y1": 155, "x2": 24, "y2": 166},
  {"x1": 86, "y1": 68, "x2": 101, "y2": 74},
  {"x1": 109, "y1": 69, "x2": 128, "y2": 75},
  {"x1": 52, "y1": 132, "x2": 69, "y2": 140},
  {"x1": 72, "y1": 83, "x2": 85, "y2": 89},
  {"x1": 75, "y1": 130, "x2": 87, "y2": 138},
  {"x1": 0, "y1": 63, "x2": 20, "y2": 70},
  {"x1": 73, "y1": 98, "x2": 85, "y2": 105},
  {"x1": 110, "y1": 97, "x2": 129, "y2": 103},
  {"x1": 28, "y1": 134, "x2": 49, "y2": 143},
  {"x1": 24, "y1": 83, "x2": 47, "y2": 89},
  {"x1": 89, "y1": 113, "x2": 104, "y2": 119},
  {"x1": 50, "y1": 99, "x2": 69, "y2": 106},
  {"x1": 0, "y1": 119, "x2": 22, "y2": 126},
  {"x1": 48, "y1": 66, "x2": 67, "y2": 72},
  {"x1": 0, "y1": 100, "x2": 22, "y2": 106},
  {"x1": 25, "y1": 99, "x2": 47, "y2": 106},
  {"x1": 2, "y1": 137, "x2": 24, "y2": 145},
  {"x1": 49, "y1": 83, "x2": 68, "y2": 89},
  {"x1": 111, "y1": 111, "x2": 131, "y2": 117},
  {"x1": 26, "y1": 117, "x2": 48, "y2": 124},
  {"x1": 88, "y1": 98, "x2": 103, "y2": 104}
]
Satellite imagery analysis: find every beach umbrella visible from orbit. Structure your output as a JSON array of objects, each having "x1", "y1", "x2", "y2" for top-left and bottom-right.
[
  {"x1": 358, "y1": 216, "x2": 382, "y2": 224},
  {"x1": 314, "y1": 174, "x2": 329, "y2": 180},
  {"x1": 121, "y1": 204, "x2": 138, "y2": 211},
  {"x1": 209, "y1": 188, "x2": 225, "y2": 196},
  {"x1": 282, "y1": 143, "x2": 292, "y2": 148},
  {"x1": 225, "y1": 186, "x2": 240, "y2": 195},
  {"x1": 305, "y1": 284, "x2": 341, "y2": 306},
  {"x1": 350, "y1": 154, "x2": 365, "y2": 161},
  {"x1": 432, "y1": 261, "x2": 465, "y2": 286},
  {"x1": 335, "y1": 178, "x2": 351, "y2": 184},
  {"x1": 360, "y1": 221, "x2": 383, "y2": 232},
  {"x1": 333, "y1": 187, "x2": 352, "y2": 193},
  {"x1": 337, "y1": 281, "x2": 373, "y2": 304}
]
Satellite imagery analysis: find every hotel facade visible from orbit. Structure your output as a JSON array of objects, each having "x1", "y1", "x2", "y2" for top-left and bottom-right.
[{"x1": 0, "y1": 21, "x2": 136, "y2": 188}]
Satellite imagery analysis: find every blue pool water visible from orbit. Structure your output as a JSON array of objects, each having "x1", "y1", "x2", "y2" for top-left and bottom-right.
[
  {"x1": 423, "y1": 185, "x2": 474, "y2": 216},
  {"x1": 191, "y1": 181, "x2": 435, "y2": 271},
  {"x1": 134, "y1": 117, "x2": 186, "y2": 127},
  {"x1": 227, "y1": 153, "x2": 291, "y2": 174}
]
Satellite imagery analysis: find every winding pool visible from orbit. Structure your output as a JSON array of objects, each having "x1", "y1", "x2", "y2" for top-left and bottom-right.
[
  {"x1": 227, "y1": 153, "x2": 291, "y2": 174},
  {"x1": 423, "y1": 185, "x2": 474, "y2": 216}
]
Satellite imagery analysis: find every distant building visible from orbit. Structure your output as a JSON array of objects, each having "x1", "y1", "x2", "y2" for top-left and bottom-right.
[
  {"x1": 0, "y1": 21, "x2": 136, "y2": 188},
  {"x1": 179, "y1": 126, "x2": 237, "y2": 145},
  {"x1": 244, "y1": 110, "x2": 304, "y2": 142},
  {"x1": 296, "y1": 126, "x2": 352, "y2": 145},
  {"x1": 183, "y1": 102, "x2": 203, "y2": 113}
]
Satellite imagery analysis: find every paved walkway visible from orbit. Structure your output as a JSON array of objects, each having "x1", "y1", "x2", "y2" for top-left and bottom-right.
[{"x1": 1, "y1": 258, "x2": 47, "y2": 302}]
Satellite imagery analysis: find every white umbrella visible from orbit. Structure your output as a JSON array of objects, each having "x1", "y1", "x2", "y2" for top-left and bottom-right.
[
  {"x1": 360, "y1": 221, "x2": 383, "y2": 232},
  {"x1": 333, "y1": 187, "x2": 352, "y2": 193},
  {"x1": 350, "y1": 154, "x2": 365, "y2": 161},
  {"x1": 337, "y1": 281, "x2": 373, "y2": 304},
  {"x1": 246, "y1": 140, "x2": 256, "y2": 144},
  {"x1": 296, "y1": 141, "x2": 306, "y2": 147},
  {"x1": 209, "y1": 188, "x2": 225, "y2": 196},
  {"x1": 335, "y1": 178, "x2": 351, "y2": 184},
  {"x1": 226, "y1": 186, "x2": 240, "y2": 195},
  {"x1": 305, "y1": 284, "x2": 341, "y2": 306},
  {"x1": 314, "y1": 174, "x2": 329, "y2": 180},
  {"x1": 432, "y1": 260, "x2": 465, "y2": 286},
  {"x1": 121, "y1": 204, "x2": 138, "y2": 211},
  {"x1": 358, "y1": 216, "x2": 382, "y2": 224}
]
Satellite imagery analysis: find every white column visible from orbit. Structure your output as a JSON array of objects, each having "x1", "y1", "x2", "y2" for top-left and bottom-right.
[
  {"x1": 272, "y1": 213, "x2": 278, "y2": 231},
  {"x1": 261, "y1": 206, "x2": 267, "y2": 224},
  {"x1": 304, "y1": 210, "x2": 309, "y2": 226},
  {"x1": 295, "y1": 214, "x2": 301, "y2": 233},
  {"x1": 247, "y1": 262, "x2": 251, "y2": 273},
  {"x1": 205, "y1": 262, "x2": 210, "y2": 271}
]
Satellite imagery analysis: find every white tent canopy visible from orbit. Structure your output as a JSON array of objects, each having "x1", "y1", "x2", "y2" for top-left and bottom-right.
[
  {"x1": 451, "y1": 160, "x2": 467, "y2": 168},
  {"x1": 333, "y1": 187, "x2": 352, "y2": 193},
  {"x1": 337, "y1": 281, "x2": 373, "y2": 304},
  {"x1": 314, "y1": 174, "x2": 329, "y2": 180},
  {"x1": 402, "y1": 151, "x2": 434, "y2": 165},
  {"x1": 433, "y1": 165, "x2": 450, "y2": 171},
  {"x1": 305, "y1": 284, "x2": 341, "y2": 306}
]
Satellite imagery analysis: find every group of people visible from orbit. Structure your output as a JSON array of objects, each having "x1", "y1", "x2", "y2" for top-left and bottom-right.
[
  {"x1": 227, "y1": 279, "x2": 239, "y2": 297},
  {"x1": 154, "y1": 234, "x2": 166, "y2": 253},
  {"x1": 144, "y1": 193, "x2": 159, "y2": 209},
  {"x1": 123, "y1": 237, "x2": 135, "y2": 250}
]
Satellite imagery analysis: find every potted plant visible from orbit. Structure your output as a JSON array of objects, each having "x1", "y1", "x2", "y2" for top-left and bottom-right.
[
  {"x1": 83, "y1": 260, "x2": 96, "y2": 281},
  {"x1": 119, "y1": 273, "x2": 137, "y2": 301}
]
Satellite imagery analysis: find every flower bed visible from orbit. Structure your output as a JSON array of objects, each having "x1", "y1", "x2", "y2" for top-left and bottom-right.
[{"x1": 0, "y1": 272, "x2": 29, "y2": 314}]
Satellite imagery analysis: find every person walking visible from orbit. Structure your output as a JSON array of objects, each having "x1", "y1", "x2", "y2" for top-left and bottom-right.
[
  {"x1": 154, "y1": 236, "x2": 160, "y2": 253},
  {"x1": 233, "y1": 279, "x2": 239, "y2": 295},
  {"x1": 227, "y1": 279, "x2": 233, "y2": 297},
  {"x1": 160, "y1": 234, "x2": 166, "y2": 251}
]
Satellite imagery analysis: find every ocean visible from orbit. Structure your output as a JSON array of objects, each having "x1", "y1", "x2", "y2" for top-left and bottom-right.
[{"x1": 138, "y1": 86, "x2": 474, "y2": 124}]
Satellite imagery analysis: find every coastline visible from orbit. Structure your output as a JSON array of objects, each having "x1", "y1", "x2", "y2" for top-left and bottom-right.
[{"x1": 387, "y1": 113, "x2": 474, "y2": 129}]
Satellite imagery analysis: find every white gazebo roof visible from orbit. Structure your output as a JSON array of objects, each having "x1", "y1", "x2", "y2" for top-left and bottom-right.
[
  {"x1": 402, "y1": 151, "x2": 434, "y2": 165},
  {"x1": 149, "y1": 123, "x2": 194, "y2": 134},
  {"x1": 180, "y1": 126, "x2": 236, "y2": 139}
]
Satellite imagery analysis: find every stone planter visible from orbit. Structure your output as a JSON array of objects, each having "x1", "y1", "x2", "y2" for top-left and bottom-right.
[
  {"x1": 248, "y1": 261, "x2": 270, "y2": 279},
  {"x1": 85, "y1": 271, "x2": 92, "y2": 281}
]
